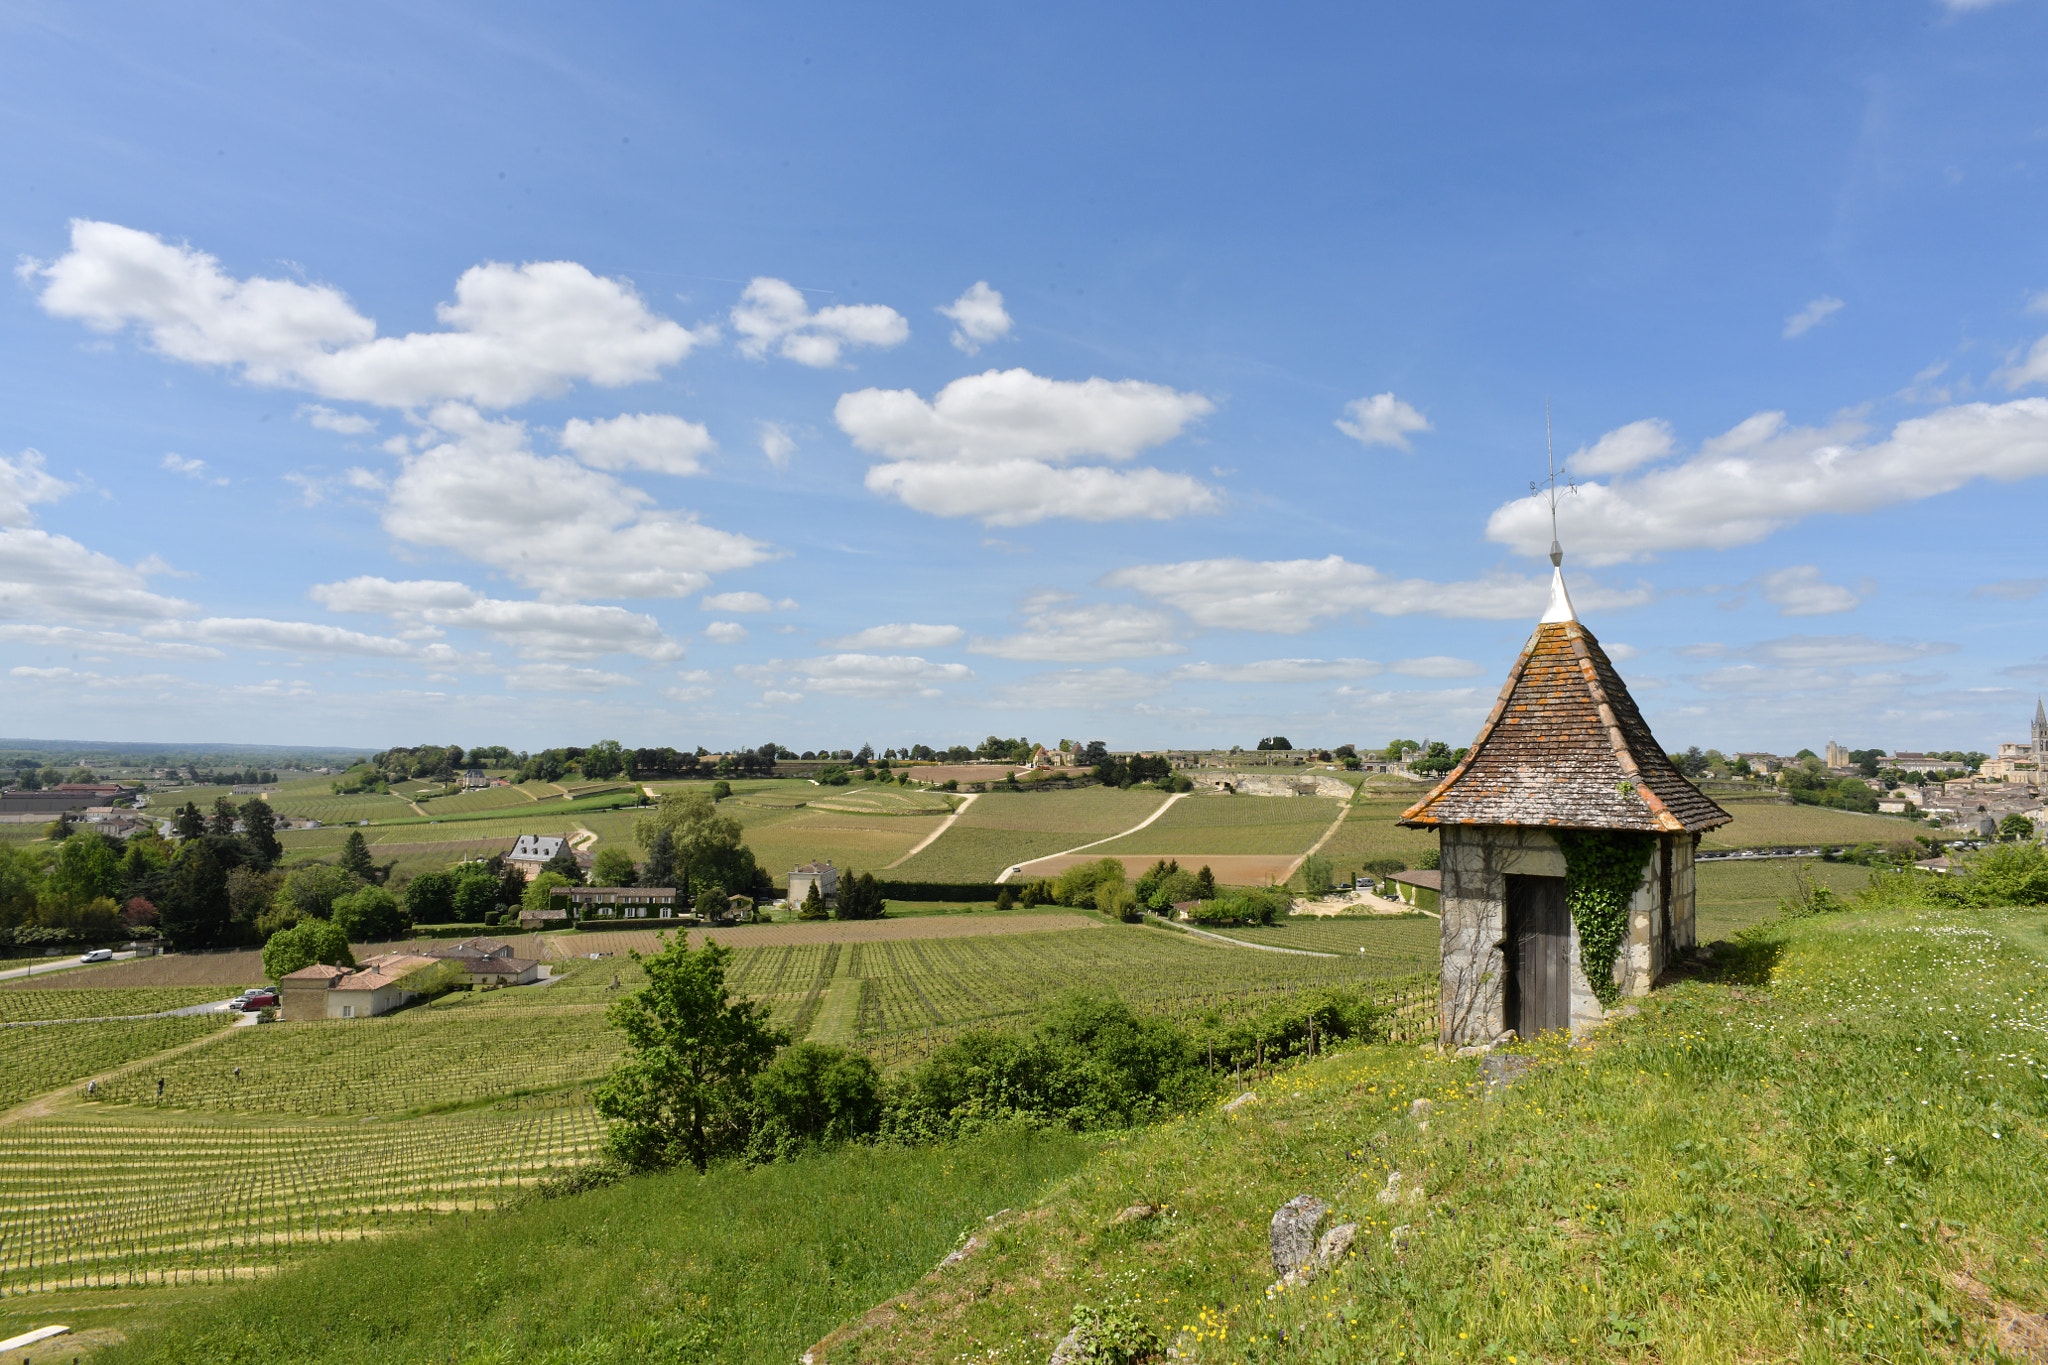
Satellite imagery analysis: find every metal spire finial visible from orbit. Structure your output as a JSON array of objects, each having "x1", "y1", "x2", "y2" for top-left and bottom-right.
[{"x1": 1534, "y1": 401, "x2": 1579, "y2": 624}]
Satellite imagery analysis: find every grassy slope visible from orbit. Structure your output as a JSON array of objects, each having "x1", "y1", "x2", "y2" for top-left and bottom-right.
[
  {"x1": 90, "y1": 1129, "x2": 1095, "y2": 1365},
  {"x1": 888, "y1": 788, "x2": 1174, "y2": 882},
  {"x1": 818, "y1": 904, "x2": 2048, "y2": 1363},
  {"x1": 1092, "y1": 794, "x2": 1342, "y2": 857}
]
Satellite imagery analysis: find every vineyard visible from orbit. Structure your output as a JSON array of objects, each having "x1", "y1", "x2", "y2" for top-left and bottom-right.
[
  {"x1": 85, "y1": 1008, "x2": 622, "y2": 1115},
  {"x1": 0, "y1": 1098, "x2": 606, "y2": 1295},
  {"x1": 0, "y1": 1015, "x2": 233, "y2": 1111},
  {"x1": 411, "y1": 784, "x2": 538, "y2": 815},
  {"x1": 1185, "y1": 913, "x2": 1441, "y2": 960},
  {"x1": 0, "y1": 987, "x2": 227, "y2": 1022}
]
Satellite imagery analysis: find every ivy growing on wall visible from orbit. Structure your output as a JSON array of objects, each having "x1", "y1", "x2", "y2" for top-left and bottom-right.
[{"x1": 1555, "y1": 830, "x2": 1657, "y2": 1007}]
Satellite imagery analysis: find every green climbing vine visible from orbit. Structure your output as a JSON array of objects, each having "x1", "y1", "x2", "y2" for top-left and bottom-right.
[{"x1": 1554, "y1": 829, "x2": 1657, "y2": 1007}]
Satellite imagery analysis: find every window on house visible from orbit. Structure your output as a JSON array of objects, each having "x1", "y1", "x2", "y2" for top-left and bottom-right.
[
  {"x1": 661, "y1": 907, "x2": 672, "y2": 918},
  {"x1": 340, "y1": 1005, "x2": 355, "y2": 1018}
]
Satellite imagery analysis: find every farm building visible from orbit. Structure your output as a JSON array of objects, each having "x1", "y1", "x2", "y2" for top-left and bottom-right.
[
  {"x1": 788, "y1": 860, "x2": 838, "y2": 904},
  {"x1": 506, "y1": 833, "x2": 589, "y2": 880},
  {"x1": 280, "y1": 952, "x2": 439, "y2": 1020},
  {"x1": 1400, "y1": 555, "x2": 1729, "y2": 1045},
  {"x1": 421, "y1": 937, "x2": 542, "y2": 985},
  {"x1": 552, "y1": 885, "x2": 682, "y2": 920}
]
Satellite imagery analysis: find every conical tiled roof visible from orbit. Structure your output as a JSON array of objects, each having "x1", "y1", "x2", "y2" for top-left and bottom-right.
[{"x1": 1399, "y1": 606, "x2": 1730, "y2": 835}]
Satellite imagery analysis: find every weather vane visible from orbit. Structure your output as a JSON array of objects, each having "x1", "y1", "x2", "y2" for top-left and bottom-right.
[{"x1": 1528, "y1": 399, "x2": 1576, "y2": 567}]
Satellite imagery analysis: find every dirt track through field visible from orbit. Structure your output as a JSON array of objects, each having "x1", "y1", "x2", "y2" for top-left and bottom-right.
[
  {"x1": 996, "y1": 792, "x2": 1184, "y2": 882},
  {"x1": 551, "y1": 912, "x2": 1099, "y2": 956},
  {"x1": 882, "y1": 792, "x2": 978, "y2": 869}
]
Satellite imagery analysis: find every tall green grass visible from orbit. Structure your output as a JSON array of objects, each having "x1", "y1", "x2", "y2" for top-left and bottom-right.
[{"x1": 97, "y1": 1128, "x2": 1094, "y2": 1365}]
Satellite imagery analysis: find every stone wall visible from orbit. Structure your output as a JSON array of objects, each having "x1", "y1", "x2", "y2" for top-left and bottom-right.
[
  {"x1": 1437, "y1": 824, "x2": 1684, "y2": 1046},
  {"x1": 1196, "y1": 774, "x2": 1354, "y2": 799}
]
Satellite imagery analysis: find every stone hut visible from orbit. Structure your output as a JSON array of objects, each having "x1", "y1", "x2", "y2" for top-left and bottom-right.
[{"x1": 1399, "y1": 559, "x2": 1729, "y2": 1044}]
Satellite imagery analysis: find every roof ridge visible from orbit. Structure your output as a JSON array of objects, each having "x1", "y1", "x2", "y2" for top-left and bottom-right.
[
  {"x1": 1397, "y1": 624, "x2": 1544, "y2": 825},
  {"x1": 1565, "y1": 626, "x2": 1684, "y2": 833}
]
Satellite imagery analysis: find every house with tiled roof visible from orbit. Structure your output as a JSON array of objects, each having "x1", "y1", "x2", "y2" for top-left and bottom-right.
[
  {"x1": 280, "y1": 952, "x2": 440, "y2": 1020},
  {"x1": 1400, "y1": 548, "x2": 1729, "y2": 1046}
]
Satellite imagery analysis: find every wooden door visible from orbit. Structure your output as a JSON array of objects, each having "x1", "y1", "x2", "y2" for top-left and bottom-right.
[{"x1": 1506, "y1": 874, "x2": 1571, "y2": 1038}]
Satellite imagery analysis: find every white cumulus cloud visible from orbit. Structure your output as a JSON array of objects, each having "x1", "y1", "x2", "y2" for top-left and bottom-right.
[
  {"x1": 26, "y1": 220, "x2": 712, "y2": 409},
  {"x1": 758, "y1": 421, "x2": 797, "y2": 469},
  {"x1": 701, "y1": 592, "x2": 797, "y2": 613},
  {"x1": 837, "y1": 368, "x2": 1220, "y2": 525},
  {"x1": 938, "y1": 281, "x2": 1012, "y2": 354},
  {"x1": 769, "y1": 653, "x2": 974, "y2": 699},
  {"x1": 705, "y1": 621, "x2": 749, "y2": 644},
  {"x1": 1169, "y1": 658, "x2": 1383, "y2": 684},
  {"x1": 986, "y1": 667, "x2": 1169, "y2": 709},
  {"x1": 310, "y1": 575, "x2": 684, "y2": 660},
  {"x1": 379, "y1": 405, "x2": 773, "y2": 600},
  {"x1": 142, "y1": 617, "x2": 418, "y2": 656},
  {"x1": 297, "y1": 404, "x2": 376, "y2": 435},
  {"x1": 161, "y1": 452, "x2": 229, "y2": 485},
  {"x1": 0, "y1": 450, "x2": 72, "y2": 526},
  {"x1": 560, "y1": 413, "x2": 714, "y2": 476},
  {"x1": 0, "y1": 623, "x2": 221, "y2": 660},
  {"x1": 1754, "y1": 565, "x2": 1865, "y2": 617},
  {"x1": 1389, "y1": 656, "x2": 1485, "y2": 679},
  {"x1": 0, "y1": 528, "x2": 195, "y2": 623},
  {"x1": 1487, "y1": 399, "x2": 2048, "y2": 565},
  {"x1": 1335, "y1": 393, "x2": 1431, "y2": 451},
  {"x1": 504, "y1": 664, "x2": 636, "y2": 692},
  {"x1": 730, "y1": 277, "x2": 908, "y2": 368},
  {"x1": 1783, "y1": 295, "x2": 1845, "y2": 339},
  {"x1": 1567, "y1": 419, "x2": 1675, "y2": 476},
  {"x1": 969, "y1": 602, "x2": 1185, "y2": 662},
  {"x1": 1103, "y1": 555, "x2": 1651, "y2": 633},
  {"x1": 820, "y1": 623, "x2": 964, "y2": 650}
]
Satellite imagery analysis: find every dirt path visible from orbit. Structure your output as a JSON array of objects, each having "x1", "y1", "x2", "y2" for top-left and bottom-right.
[
  {"x1": 882, "y1": 792, "x2": 979, "y2": 870},
  {"x1": 995, "y1": 792, "x2": 1186, "y2": 883},
  {"x1": 1154, "y1": 917, "x2": 1343, "y2": 958},
  {"x1": 1278, "y1": 800, "x2": 1358, "y2": 885}
]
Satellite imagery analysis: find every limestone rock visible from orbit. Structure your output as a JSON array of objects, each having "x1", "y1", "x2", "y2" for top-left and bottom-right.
[
  {"x1": 1048, "y1": 1324, "x2": 1090, "y2": 1365},
  {"x1": 937, "y1": 1232, "x2": 984, "y2": 1270},
  {"x1": 1480, "y1": 1054, "x2": 1533, "y2": 1091},
  {"x1": 1223, "y1": 1091, "x2": 1258, "y2": 1113},
  {"x1": 1111, "y1": 1203, "x2": 1159, "y2": 1225},
  {"x1": 1270, "y1": 1194, "x2": 1329, "y2": 1278},
  {"x1": 1409, "y1": 1098, "x2": 1434, "y2": 1120},
  {"x1": 1315, "y1": 1222, "x2": 1358, "y2": 1268},
  {"x1": 1389, "y1": 1223, "x2": 1413, "y2": 1253}
]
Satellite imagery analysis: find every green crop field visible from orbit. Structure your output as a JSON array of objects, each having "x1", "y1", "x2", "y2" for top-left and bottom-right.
[
  {"x1": 0, "y1": 1015, "x2": 233, "y2": 1111},
  {"x1": 1093, "y1": 792, "x2": 1342, "y2": 856},
  {"x1": 805, "y1": 786, "x2": 956, "y2": 816},
  {"x1": 884, "y1": 787, "x2": 1173, "y2": 881},
  {"x1": 1189, "y1": 913, "x2": 1441, "y2": 962},
  {"x1": 411, "y1": 785, "x2": 536, "y2": 815},
  {"x1": 1694, "y1": 856, "x2": 1873, "y2": 938},
  {"x1": 1700, "y1": 799, "x2": 1912, "y2": 848},
  {"x1": 263, "y1": 791, "x2": 417, "y2": 822},
  {"x1": 0, "y1": 1098, "x2": 607, "y2": 1295},
  {"x1": 0, "y1": 987, "x2": 226, "y2": 1022}
]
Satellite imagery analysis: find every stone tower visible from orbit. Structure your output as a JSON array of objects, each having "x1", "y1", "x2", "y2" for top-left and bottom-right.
[{"x1": 1399, "y1": 556, "x2": 1731, "y2": 1046}]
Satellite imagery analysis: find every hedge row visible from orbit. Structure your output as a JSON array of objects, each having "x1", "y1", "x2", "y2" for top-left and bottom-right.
[{"x1": 873, "y1": 881, "x2": 1007, "y2": 902}]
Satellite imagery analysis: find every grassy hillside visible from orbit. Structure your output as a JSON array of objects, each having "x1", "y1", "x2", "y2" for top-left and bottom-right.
[
  {"x1": 83, "y1": 1129, "x2": 1095, "y2": 1365},
  {"x1": 1092, "y1": 793, "x2": 1342, "y2": 857},
  {"x1": 814, "y1": 902, "x2": 2048, "y2": 1362}
]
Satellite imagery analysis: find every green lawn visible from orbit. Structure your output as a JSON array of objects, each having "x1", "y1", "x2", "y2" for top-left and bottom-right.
[{"x1": 1693, "y1": 856, "x2": 1873, "y2": 939}]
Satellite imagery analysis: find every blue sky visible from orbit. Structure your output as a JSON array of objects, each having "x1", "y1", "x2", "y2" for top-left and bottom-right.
[{"x1": 3, "y1": 1, "x2": 2047, "y2": 756}]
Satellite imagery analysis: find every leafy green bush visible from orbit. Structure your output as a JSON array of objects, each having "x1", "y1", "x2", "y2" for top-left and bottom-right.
[
  {"x1": 1054, "y1": 857, "x2": 1125, "y2": 907},
  {"x1": 1185, "y1": 886, "x2": 1288, "y2": 926},
  {"x1": 332, "y1": 885, "x2": 409, "y2": 940},
  {"x1": 261, "y1": 918, "x2": 353, "y2": 981},
  {"x1": 750, "y1": 1042, "x2": 883, "y2": 1160}
]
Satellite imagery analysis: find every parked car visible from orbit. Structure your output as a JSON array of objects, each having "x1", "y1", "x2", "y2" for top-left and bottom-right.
[
  {"x1": 79, "y1": 948, "x2": 114, "y2": 963},
  {"x1": 236, "y1": 990, "x2": 279, "y2": 1011}
]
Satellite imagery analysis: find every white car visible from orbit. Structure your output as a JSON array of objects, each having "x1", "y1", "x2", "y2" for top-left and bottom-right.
[{"x1": 79, "y1": 948, "x2": 114, "y2": 963}]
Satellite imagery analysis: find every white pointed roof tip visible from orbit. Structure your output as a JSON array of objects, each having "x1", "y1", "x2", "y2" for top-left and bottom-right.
[{"x1": 1539, "y1": 564, "x2": 1577, "y2": 624}]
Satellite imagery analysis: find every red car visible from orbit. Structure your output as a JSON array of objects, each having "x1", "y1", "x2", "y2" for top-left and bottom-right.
[{"x1": 236, "y1": 990, "x2": 279, "y2": 1011}]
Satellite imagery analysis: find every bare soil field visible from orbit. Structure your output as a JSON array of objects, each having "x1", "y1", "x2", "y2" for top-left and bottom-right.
[
  {"x1": 553, "y1": 912, "x2": 1099, "y2": 955},
  {"x1": 1013, "y1": 853, "x2": 1299, "y2": 885}
]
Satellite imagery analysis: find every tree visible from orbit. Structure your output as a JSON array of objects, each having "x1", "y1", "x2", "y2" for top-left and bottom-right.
[
  {"x1": 642, "y1": 826, "x2": 677, "y2": 888},
  {"x1": 633, "y1": 791, "x2": 758, "y2": 899},
  {"x1": 695, "y1": 885, "x2": 728, "y2": 919},
  {"x1": 541, "y1": 844, "x2": 586, "y2": 885},
  {"x1": 450, "y1": 864, "x2": 499, "y2": 922},
  {"x1": 1191, "y1": 865, "x2": 1217, "y2": 900},
  {"x1": 262, "y1": 919, "x2": 354, "y2": 981},
  {"x1": 338, "y1": 831, "x2": 380, "y2": 884},
  {"x1": 593, "y1": 935, "x2": 789, "y2": 1171},
  {"x1": 48, "y1": 833, "x2": 123, "y2": 906},
  {"x1": 592, "y1": 846, "x2": 637, "y2": 887},
  {"x1": 2000, "y1": 813, "x2": 2036, "y2": 843},
  {"x1": 750, "y1": 1043, "x2": 882, "y2": 1159},
  {"x1": 208, "y1": 797, "x2": 239, "y2": 839},
  {"x1": 280, "y1": 863, "x2": 362, "y2": 920},
  {"x1": 834, "y1": 871, "x2": 884, "y2": 921},
  {"x1": 521, "y1": 870, "x2": 571, "y2": 919},
  {"x1": 174, "y1": 802, "x2": 205, "y2": 841},
  {"x1": 158, "y1": 840, "x2": 230, "y2": 950},
  {"x1": 798, "y1": 881, "x2": 829, "y2": 920},
  {"x1": 225, "y1": 865, "x2": 281, "y2": 928},
  {"x1": 404, "y1": 870, "x2": 458, "y2": 924},
  {"x1": 240, "y1": 798, "x2": 283, "y2": 867},
  {"x1": 332, "y1": 885, "x2": 409, "y2": 941},
  {"x1": 581, "y1": 739, "x2": 627, "y2": 780}
]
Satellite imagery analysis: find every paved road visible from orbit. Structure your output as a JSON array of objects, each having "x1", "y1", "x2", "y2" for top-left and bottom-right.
[
  {"x1": 0, "y1": 998, "x2": 237, "y2": 1027},
  {"x1": 0, "y1": 950, "x2": 138, "y2": 983}
]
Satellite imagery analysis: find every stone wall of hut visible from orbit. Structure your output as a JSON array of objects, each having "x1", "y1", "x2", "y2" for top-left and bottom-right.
[{"x1": 1437, "y1": 825, "x2": 1695, "y2": 1046}]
